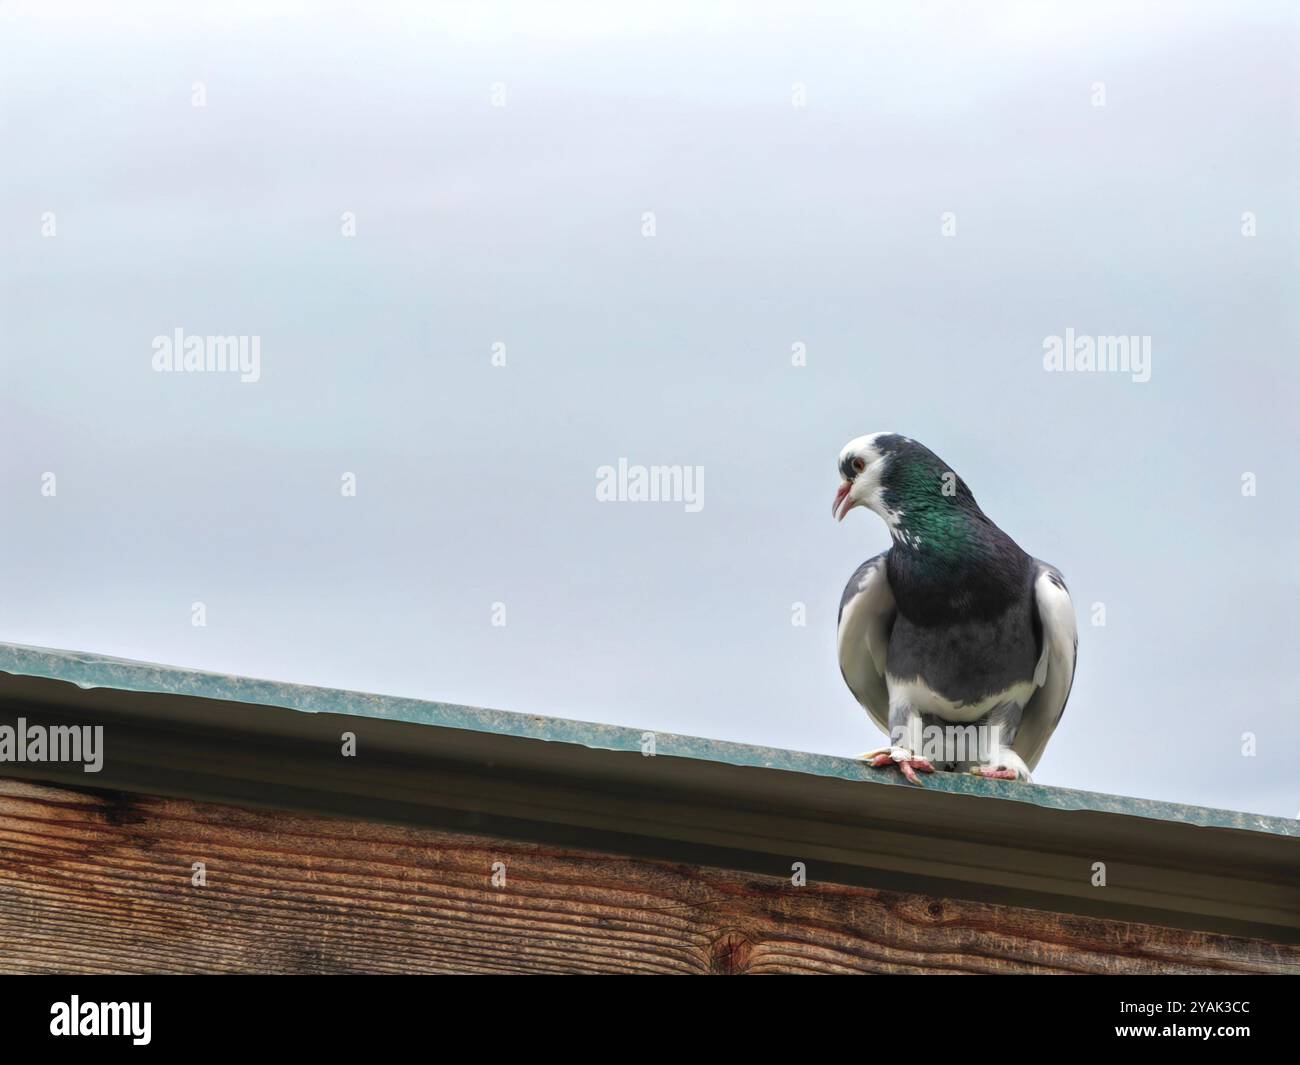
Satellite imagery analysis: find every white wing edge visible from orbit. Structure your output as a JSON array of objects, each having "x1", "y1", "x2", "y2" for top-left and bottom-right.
[
  {"x1": 1013, "y1": 562, "x2": 1078, "y2": 771},
  {"x1": 836, "y1": 554, "x2": 896, "y2": 736}
]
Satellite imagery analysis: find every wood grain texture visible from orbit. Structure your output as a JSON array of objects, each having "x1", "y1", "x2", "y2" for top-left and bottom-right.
[{"x1": 0, "y1": 778, "x2": 1295, "y2": 974}]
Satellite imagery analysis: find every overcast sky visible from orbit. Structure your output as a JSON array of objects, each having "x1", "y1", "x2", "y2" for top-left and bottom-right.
[{"x1": 1, "y1": 1, "x2": 1296, "y2": 818}]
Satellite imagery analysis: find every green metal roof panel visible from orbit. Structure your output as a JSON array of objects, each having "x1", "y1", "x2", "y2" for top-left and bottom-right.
[{"x1": 0, "y1": 641, "x2": 1295, "y2": 838}]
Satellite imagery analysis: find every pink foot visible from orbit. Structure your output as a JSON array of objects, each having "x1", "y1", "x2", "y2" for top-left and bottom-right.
[
  {"x1": 866, "y1": 750, "x2": 934, "y2": 786},
  {"x1": 970, "y1": 767, "x2": 1019, "y2": 781}
]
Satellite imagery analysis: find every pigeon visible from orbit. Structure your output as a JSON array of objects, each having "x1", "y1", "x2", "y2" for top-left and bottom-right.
[{"x1": 833, "y1": 433, "x2": 1077, "y2": 784}]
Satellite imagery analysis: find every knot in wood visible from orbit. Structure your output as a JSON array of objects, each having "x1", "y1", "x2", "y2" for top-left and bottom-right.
[{"x1": 708, "y1": 930, "x2": 753, "y2": 975}]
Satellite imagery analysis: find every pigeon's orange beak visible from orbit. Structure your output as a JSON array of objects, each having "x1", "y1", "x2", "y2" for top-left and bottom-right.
[{"x1": 832, "y1": 480, "x2": 855, "y2": 521}]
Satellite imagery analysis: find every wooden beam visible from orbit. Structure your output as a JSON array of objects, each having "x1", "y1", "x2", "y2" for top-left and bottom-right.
[{"x1": 1, "y1": 779, "x2": 1295, "y2": 975}]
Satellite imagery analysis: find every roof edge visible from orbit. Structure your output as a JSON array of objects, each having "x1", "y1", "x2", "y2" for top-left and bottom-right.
[{"x1": 0, "y1": 641, "x2": 1294, "y2": 838}]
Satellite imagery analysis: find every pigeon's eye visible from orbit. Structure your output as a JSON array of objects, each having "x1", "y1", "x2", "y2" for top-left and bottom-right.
[{"x1": 852, "y1": 457, "x2": 867, "y2": 474}]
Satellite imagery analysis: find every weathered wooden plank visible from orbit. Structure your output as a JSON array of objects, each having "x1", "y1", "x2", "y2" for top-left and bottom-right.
[{"x1": 0, "y1": 778, "x2": 1295, "y2": 974}]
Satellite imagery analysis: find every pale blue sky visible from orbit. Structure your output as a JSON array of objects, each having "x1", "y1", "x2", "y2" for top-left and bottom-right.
[{"x1": 2, "y1": 1, "x2": 1296, "y2": 817}]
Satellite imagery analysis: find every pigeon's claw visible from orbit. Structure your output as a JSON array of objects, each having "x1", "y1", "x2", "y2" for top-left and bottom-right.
[
  {"x1": 968, "y1": 760, "x2": 1030, "y2": 782},
  {"x1": 972, "y1": 764, "x2": 1019, "y2": 785},
  {"x1": 857, "y1": 747, "x2": 934, "y2": 786}
]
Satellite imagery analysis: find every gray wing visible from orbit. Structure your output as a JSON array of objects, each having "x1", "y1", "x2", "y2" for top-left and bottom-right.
[
  {"x1": 836, "y1": 551, "x2": 896, "y2": 736},
  {"x1": 1012, "y1": 560, "x2": 1078, "y2": 771}
]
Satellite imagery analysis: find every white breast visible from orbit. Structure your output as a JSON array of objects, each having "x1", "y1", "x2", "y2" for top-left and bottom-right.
[{"x1": 885, "y1": 674, "x2": 1036, "y2": 723}]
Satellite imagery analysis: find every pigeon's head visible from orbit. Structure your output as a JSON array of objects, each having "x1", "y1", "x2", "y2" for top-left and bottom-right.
[
  {"x1": 833, "y1": 432, "x2": 900, "y2": 522},
  {"x1": 833, "y1": 432, "x2": 968, "y2": 526}
]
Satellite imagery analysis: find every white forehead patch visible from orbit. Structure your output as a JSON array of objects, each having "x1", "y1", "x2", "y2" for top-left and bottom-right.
[{"x1": 838, "y1": 431, "x2": 896, "y2": 466}]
